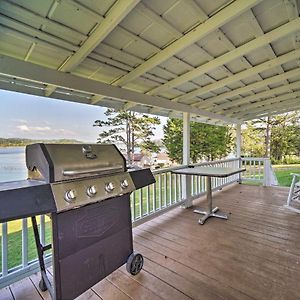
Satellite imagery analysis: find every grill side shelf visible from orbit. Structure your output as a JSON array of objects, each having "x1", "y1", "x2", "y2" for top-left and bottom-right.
[
  {"x1": 129, "y1": 168, "x2": 155, "y2": 190},
  {"x1": 0, "y1": 180, "x2": 55, "y2": 223}
]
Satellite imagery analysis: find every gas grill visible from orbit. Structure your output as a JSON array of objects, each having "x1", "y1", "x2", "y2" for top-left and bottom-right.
[{"x1": 0, "y1": 143, "x2": 155, "y2": 300}]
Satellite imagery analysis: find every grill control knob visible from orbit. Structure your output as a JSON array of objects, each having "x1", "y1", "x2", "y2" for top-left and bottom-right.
[
  {"x1": 105, "y1": 182, "x2": 114, "y2": 193},
  {"x1": 121, "y1": 179, "x2": 129, "y2": 189},
  {"x1": 87, "y1": 185, "x2": 97, "y2": 197},
  {"x1": 65, "y1": 189, "x2": 77, "y2": 202}
]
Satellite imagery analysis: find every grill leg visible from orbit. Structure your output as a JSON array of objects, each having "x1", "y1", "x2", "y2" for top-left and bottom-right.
[{"x1": 31, "y1": 216, "x2": 54, "y2": 299}]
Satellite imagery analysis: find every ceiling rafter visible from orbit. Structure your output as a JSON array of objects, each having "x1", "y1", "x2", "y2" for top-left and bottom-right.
[
  {"x1": 227, "y1": 90, "x2": 300, "y2": 116},
  {"x1": 246, "y1": 10, "x2": 289, "y2": 86},
  {"x1": 175, "y1": 48, "x2": 300, "y2": 104},
  {"x1": 0, "y1": 1, "x2": 86, "y2": 40},
  {"x1": 118, "y1": 0, "x2": 258, "y2": 110},
  {"x1": 211, "y1": 79, "x2": 300, "y2": 113},
  {"x1": 111, "y1": 0, "x2": 261, "y2": 87},
  {"x1": 233, "y1": 97, "x2": 300, "y2": 118},
  {"x1": 243, "y1": 103, "x2": 300, "y2": 120},
  {"x1": 44, "y1": 0, "x2": 140, "y2": 96},
  {"x1": 0, "y1": 55, "x2": 239, "y2": 124},
  {"x1": 196, "y1": 67, "x2": 300, "y2": 110},
  {"x1": 149, "y1": 17, "x2": 300, "y2": 101}
]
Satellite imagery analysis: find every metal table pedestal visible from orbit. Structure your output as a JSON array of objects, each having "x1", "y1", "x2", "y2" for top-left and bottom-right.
[{"x1": 194, "y1": 176, "x2": 228, "y2": 224}]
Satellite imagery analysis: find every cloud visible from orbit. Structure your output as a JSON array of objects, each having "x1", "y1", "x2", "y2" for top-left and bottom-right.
[
  {"x1": 17, "y1": 125, "x2": 30, "y2": 131},
  {"x1": 16, "y1": 124, "x2": 51, "y2": 133},
  {"x1": 11, "y1": 118, "x2": 29, "y2": 124}
]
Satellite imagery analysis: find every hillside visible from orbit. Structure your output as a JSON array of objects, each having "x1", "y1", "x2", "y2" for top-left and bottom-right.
[{"x1": 0, "y1": 138, "x2": 83, "y2": 147}]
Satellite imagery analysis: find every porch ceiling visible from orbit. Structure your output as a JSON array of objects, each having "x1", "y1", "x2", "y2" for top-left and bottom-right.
[{"x1": 0, "y1": 0, "x2": 299, "y2": 125}]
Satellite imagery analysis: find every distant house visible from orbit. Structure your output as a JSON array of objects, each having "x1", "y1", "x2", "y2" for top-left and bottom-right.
[
  {"x1": 133, "y1": 153, "x2": 152, "y2": 168},
  {"x1": 153, "y1": 152, "x2": 171, "y2": 167}
]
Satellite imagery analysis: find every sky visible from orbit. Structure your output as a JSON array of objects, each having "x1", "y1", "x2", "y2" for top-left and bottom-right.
[{"x1": 0, "y1": 90, "x2": 167, "y2": 143}]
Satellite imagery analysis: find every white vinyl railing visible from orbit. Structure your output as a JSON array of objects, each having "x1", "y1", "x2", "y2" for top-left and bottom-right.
[
  {"x1": 0, "y1": 157, "x2": 274, "y2": 288},
  {"x1": 131, "y1": 158, "x2": 241, "y2": 226},
  {"x1": 240, "y1": 157, "x2": 277, "y2": 186}
]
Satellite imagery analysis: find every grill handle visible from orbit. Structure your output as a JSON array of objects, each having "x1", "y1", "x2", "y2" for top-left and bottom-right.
[{"x1": 63, "y1": 166, "x2": 123, "y2": 176}]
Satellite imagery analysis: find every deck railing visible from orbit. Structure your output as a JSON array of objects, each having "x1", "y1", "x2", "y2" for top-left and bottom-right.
[{"x1": 0, "y1": 157, "x2": 273, "y2": 288}]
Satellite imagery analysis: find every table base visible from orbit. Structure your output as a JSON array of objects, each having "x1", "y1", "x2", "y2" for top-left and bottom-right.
[{"x1": 193, "y1": 207, "x2": 228, "y2": 225}]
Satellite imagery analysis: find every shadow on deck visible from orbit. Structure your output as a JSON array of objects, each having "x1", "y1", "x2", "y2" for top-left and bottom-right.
[{"x1": 1, "y1": 184, "x2": 299, "y2": 300}]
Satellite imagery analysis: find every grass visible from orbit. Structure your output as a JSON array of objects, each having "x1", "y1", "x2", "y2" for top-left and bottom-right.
[
  {"x1": 273, "y1": 166, "x2": 300, "y2": 187},
  {"x1": 0, "y1": 219, "x2": 52, "y2": 271}
]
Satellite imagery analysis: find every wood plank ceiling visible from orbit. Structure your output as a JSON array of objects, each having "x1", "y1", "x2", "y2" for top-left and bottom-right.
[{"x1": 0, "y1": 0, "x2": 299, "y2": 125}]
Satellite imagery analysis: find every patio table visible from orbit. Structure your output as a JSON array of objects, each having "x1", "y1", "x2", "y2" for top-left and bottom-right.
[{"x1": 172, "y1": 166, "x2": 245, "y2": 224}]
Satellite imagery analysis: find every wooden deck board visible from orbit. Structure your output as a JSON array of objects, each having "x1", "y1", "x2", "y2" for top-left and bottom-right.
[{"x1": 1, "y1": 185, "x2": 300, "y2": 300}]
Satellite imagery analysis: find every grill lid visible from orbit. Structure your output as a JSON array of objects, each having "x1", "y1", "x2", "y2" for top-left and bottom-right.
[{"x1": 26, "y1": 143, "x2": 126, "y2": 183}]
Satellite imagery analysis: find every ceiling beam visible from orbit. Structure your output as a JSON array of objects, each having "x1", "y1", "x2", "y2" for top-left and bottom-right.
[
  {"x1": 243, "y1": 104, "x2": 300, "y2": 120},
  {"x1": 45, "y1": 0, "x2": 140, "y2": 96},
  {"x1": 212, "y1": 80, "x2": 300, "y2": 113},
  {"x1": 0, "y1": 55, "x2": 239, "y2": 124},
  {"x1": 112, "y1": 0, "x2": 262, "y2": 87},
  {"x1": 148, "y1": 17, "x2": 300, "y2": 98},
  {"x1": 176, "y1": 49, "x2": 300, "y2": 102},
  {"x1": 235, "y1": 97, "x2": 300, "y2": 119},
  {"x1": 227, "y1": 90, "x2": 300, "y2": 117},
  {"x1": 198, "y1": 68, "x2": 300, "y2": 111}
]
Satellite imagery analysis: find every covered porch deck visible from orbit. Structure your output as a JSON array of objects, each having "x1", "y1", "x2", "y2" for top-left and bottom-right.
[{"x1": 1, "y1": 184, "x2": 299, "y2": 300}]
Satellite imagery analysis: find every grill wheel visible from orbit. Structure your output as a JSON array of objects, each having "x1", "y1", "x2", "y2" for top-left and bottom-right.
[{"x1": 126, "y1": 252, "x2": 144, "y2": 275}]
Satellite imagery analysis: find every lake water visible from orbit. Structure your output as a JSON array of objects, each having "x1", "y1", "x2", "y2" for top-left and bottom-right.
[{"x1": 0, "y1": 147, "x2": 27, "y2": 182}]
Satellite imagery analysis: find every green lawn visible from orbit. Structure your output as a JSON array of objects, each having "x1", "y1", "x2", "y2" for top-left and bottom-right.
[
  {"x1": 273, "y1": 165, "x2": 300, "y2": 187},
  {"x1": 0, "y1": 220, "x2": 52, "y2": 271}
]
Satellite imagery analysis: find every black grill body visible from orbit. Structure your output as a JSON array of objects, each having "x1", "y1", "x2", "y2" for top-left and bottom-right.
[
  {"x1": 52, "y1": 194, "x2": 133, "y2": 300},
  {"x1": 0, "y1": 143, "x2": 155, "y2": 300}
]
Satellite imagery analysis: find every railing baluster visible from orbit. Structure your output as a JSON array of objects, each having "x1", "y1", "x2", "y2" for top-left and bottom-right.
[
  {"x1": 164, "y1": 173, "x2": 167, "y2": 207},
  {"x1": 139, "y1": 188, "x2": 143, "y2": 218},
  {"x1": 174, "y1": 174, "x2": 177, "y2": 202},
  {"x1": 191, "y1": 175, "x2": 194, "y2": 196},
  {"x1": 131, "y1": 193, "x2": 135, "y2": 221},
  {"x1": 40, "y1": 215, "x2": 45, "y2": 246},
  {"x1": 22, "y1": 218, "x2": 28, "y2": 268},
  {"x1": 1, "y1": 222, "x2": 8, "y2": 277},
  {"x1": 179, "y1": 174, "x2": 182, "y2": 200},
  {"x1": 146, "y1": 185, "x2": 150, "y2": 215},
  {"x1": 159, "y1": 174, "x2": 162, "y2": 209},
  {"x1": 153, "y1": 183, "x2": 156, "y2": 212},
  {"x1": 169, "y1": 172, "x2": 173, "y2": 204}
]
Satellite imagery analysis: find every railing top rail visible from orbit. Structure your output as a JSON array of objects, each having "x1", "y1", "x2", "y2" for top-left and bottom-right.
[
  {"x1": 241, "y1": 157, "x2": 269, "y2": 161},
  {"x1": 193, "y1": 158, "x2": 240, "y2": 166},
  {"x1": 151, "y1": 157, "x2": 240, "y2": 175}
]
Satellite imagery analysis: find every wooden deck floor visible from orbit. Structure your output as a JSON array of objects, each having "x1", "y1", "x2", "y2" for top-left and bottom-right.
[{"x1": 1, "y1": 184, "x2": 300, "y2": 300}]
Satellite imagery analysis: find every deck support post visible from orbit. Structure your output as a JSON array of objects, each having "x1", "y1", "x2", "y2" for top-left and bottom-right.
[{"x1": 182, "y1": 112, "x2": 192, "y2": 208}]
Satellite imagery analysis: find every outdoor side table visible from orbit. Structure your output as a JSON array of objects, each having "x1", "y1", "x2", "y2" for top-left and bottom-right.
[{"x1": 172, "y1": 166, "x2": 246, "y2": 224}]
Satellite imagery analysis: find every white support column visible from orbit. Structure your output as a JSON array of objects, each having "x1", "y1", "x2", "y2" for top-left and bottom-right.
[
  {"x1": 182, "y1": 113, "x2": 192, "y2": 207},
  {"x1": 236, "y1": 124, "x2": 241, "y2": 158},
  {"x1": 236, "y1": 123, "x2": 242, "y2": 183}
]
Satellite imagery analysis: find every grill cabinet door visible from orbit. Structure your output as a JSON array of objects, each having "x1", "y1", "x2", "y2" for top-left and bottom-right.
[{"x1": 51, "y1": 194, "x2": 133, "y2": 300}]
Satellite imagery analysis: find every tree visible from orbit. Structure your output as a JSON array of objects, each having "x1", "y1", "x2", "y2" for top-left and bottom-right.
[
  {"x1": 241, "y1": 122, "x2": 265, "y2": 157},
  {"x1": 93, "y1": 109, "x2": 160, "y2": 164},
  {"x1": 242, "y1": 112, "x2": 300, "y2": 161},
  {"x1": 163, "y1": 118, "x2": 233, "y2": 163}
]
